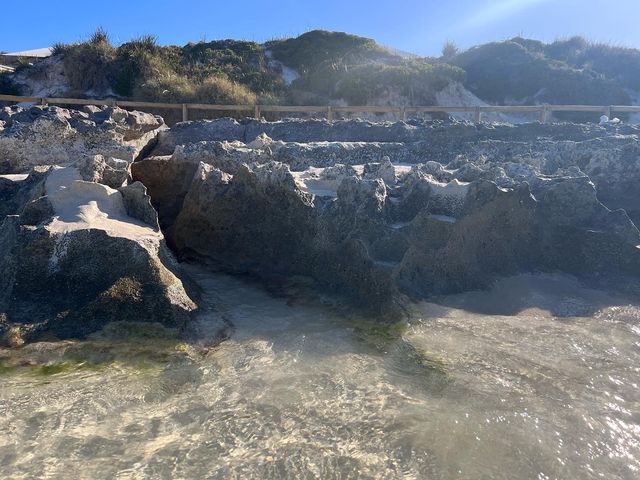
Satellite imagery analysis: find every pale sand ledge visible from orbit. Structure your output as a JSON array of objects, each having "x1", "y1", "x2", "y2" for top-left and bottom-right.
[
  {"x1": 0, "y1": 174, "x2": 29, "y2": 182},
  {"x1": 44, "y1": 167, "x2": 163, "y2": 272},
  {"x1": 291, "y1": 164, "x2": 416, "y2": 198}
]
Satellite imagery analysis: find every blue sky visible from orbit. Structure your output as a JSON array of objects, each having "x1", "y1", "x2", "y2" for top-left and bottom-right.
[{"x1": 2, "y1": 0, "x2": 640, "y2": 55}]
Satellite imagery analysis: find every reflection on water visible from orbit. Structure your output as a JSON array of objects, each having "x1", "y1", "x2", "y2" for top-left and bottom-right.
[{"x1": 1, "y1": 267, "x2": 639, "y2": 479}]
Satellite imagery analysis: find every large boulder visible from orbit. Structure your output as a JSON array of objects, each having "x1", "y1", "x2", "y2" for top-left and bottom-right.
[
  {"x1": 166, "y1": 160, "x2": 397, "y2": 311},
  {"x1": 131, "y1": 141, "x2": 270, "y2": 229},
  {"x1": 151, "y1": 118, "x2": 246, "y2": 156},
  {"x1": 170, "y1": 162, "x2": 317, "y2": 273},
  {"x1": 0, "y1": 105, "x2": 166, "y2": 173},
  {"x1": 0, "y1": 161, "x2": 196, "y2": 346}
]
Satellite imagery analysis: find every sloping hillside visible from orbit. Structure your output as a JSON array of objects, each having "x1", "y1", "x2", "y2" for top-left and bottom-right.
[
  {"x1": 1, "y1": 30, "x2": 465, "y2": 111},
  {"x1": 451, "y1": 37, "x2": 632, "y2": 107},
  {"x1": 270, "y1": 30, "x2": 464, "y2": 106},
  {"x1": 2, "y1": 30, "x2": 640, "y2": 121}
]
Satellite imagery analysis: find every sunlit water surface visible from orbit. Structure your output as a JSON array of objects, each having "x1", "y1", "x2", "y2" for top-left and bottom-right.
[{"x1": 1, "y1": 267, "x2": 639, "y2": 479}]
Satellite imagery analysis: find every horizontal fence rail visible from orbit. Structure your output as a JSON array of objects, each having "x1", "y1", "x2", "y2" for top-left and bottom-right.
[{"x1": 1, "y1": 94, "x2": 640, "y2": 123}]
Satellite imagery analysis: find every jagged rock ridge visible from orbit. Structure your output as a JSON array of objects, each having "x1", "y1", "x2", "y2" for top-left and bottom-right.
[
  {"x1": 2, "y1": 109, "x2": 640, "y2": 343},
  {"x1": 133, "y1": 118, "x2": 640, "y2": 312}
]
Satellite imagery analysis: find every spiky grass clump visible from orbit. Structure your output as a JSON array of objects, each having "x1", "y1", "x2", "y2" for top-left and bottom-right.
[{"x1": 59, "y1": 28, "x2": 116, "y2": 93}]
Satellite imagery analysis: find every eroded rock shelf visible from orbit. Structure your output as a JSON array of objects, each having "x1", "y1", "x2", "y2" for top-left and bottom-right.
[{"x1": 1, "y1": 105, "x2": 639, "y2": 344}]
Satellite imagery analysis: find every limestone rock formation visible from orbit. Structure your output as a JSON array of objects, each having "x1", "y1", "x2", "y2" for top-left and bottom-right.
[
  {"x1": 132, "y1": 128, "x2": 640, "y2": 312},
  {"x1": 151, "y1": 118, "x2": 246, "y2": 156},
  {"x1": 145, "y1": 118, "x2": 640, "y2": 224},
  {"x1": 0, "y1": 105, "x2": 166, "y2": 174},
  {"x1": 4, "y1": 111, "x2": 640, "y2": 336},
  {"x1": 0, "y1": 159, "x2": 196, "y2": 346},
  {"x1": 149, "y1": 116, "x2": 640, "y2": 156}
]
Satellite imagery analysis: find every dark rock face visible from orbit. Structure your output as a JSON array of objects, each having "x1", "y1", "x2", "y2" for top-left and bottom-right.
[
  {"x1": 131, "y1": 155, "x2": 200, "y2": 230},
  {"x1": 0, "y1": 169, "x2": 49, "y2": 218},
  {"x1": 133, "y1": 125, "x2": 640, "y2": 312},
  {"x1": 171, "y1": 163, "x2": 317, "y2": 273},
  {"x1": 119, "y1": 181, "x2": 160, "y2": 230},
  {"x1": 0, "y1": 160, "x2": 196, "y2": 346},
  {"x1": 1, "y1": 222, "x2": 193, "y2": 343}
]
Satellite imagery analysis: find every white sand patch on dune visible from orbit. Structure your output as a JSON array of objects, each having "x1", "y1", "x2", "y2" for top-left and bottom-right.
[
  {"x1": 264, "y1": 49, "x2": 299, "y2": 85},
  {"x1": 436, "y1": 82, "x2": 534, "y2": 124}
]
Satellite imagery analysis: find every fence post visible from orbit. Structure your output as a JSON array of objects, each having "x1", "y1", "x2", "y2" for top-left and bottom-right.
[
  {"x1": 254, "y1": 105, "x2": 261, "y2": 119},
  {"x1": 40, "y1": 97, "x2": 47, "y2": 106},
  {"x1": 182, "y1": 104, "x2": 189, "y2": 122},
  {"x1": 539, "y1": 105, "x2": 547, "y2": 123},
  {"x1": 327, "y1": 105, "x2": 333, "y2": 122},
  {"x1": 399, "y1": 106, "x2": 406, "y2": 122},
  {"x1": 474, "y1": 106, "x2": 482, "y2": 123},
  {"x1": 604, "y1": 105, "x2": 612, "y2": 118}
]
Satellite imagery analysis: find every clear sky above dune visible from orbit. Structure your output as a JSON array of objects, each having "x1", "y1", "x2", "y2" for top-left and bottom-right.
[{"x1": 2, "y1": 0, "x2": 640, "y2": 55}]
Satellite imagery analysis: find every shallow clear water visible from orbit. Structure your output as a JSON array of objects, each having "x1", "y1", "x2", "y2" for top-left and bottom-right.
[{"x1": 1, "y1": 267, "x2": 639, "y2": 479}]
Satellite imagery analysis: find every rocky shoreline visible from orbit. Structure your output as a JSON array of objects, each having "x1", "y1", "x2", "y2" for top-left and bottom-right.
[{"x1": 1, "y1": 105, "x2": 639, "y2": 345}]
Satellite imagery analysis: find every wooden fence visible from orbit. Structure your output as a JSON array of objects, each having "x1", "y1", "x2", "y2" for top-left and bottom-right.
[{"x1": 2, "y1": 94, "x2": 640, "y2": 123}]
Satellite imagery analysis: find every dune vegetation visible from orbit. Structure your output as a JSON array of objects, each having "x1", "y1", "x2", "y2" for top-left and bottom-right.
[{"x1": 3, "y1": 29, "x2": 640, "y2": 121}]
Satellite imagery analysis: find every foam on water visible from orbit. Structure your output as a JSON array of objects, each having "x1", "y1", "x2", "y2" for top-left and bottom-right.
[{"x1": 0, "y1": 267, "x2": 639, "y2": 479}]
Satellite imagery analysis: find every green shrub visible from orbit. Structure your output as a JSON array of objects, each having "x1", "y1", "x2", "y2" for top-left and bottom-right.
[
  {"x1": 112, "y1": 36, "x2": 172, "y2": 96},
  {"x1": 133, "y1": 73, "x2": 196, "y2": 102},
  {"x1": 0, "y1": 72, "x2": 20, "y2": 95},
  {"x1": 51, "y1": 42, "x2": 69, "y2": 56},
  {"x1": 441, "y1": 41, "x2": 459, "y2": 60},
  {"x1": 180, "y1": 40, "x2": 285, "y2": 97},
  {"x1": 60, "y1": 28, "x2": 116, "y2": 93},
  {"x1": 454, "y1": 40, "x2": 631, "y2": 108},
  {"x1": 290, "y1": 57, "x2": 464, "y2": 105},
  {"x1": 333, "y1": 62, "x2": 465, "y2": 104},
  {"x1": 50, "y1": 29, "x2": 280, "y2": 110},
  {"x1": 269, "y1": 30, "x2": 391, "y2": 71},
  {"x1": 89, "y1": 27, "x2": 110, "y2": 45},
  {"x1": 133, "y1": 73, "x2": 256, "y2": 105},
  {"x1": 196, "y1": 75, "x2": 257, "y2": 104},
  {"x1": 565, "y1": 40, "x2": 640, "y2": 91}
]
